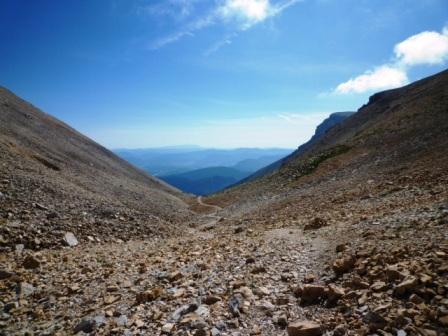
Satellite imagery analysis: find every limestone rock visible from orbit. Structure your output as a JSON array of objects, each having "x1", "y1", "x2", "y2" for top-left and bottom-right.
[{"x1": 63, "y1": 232, "x2": 79, "y2": 247}]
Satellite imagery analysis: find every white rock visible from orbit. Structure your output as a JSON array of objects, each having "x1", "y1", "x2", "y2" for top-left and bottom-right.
[{"x1": 63, "y1": 232, "x2": 78, "y2": 247}]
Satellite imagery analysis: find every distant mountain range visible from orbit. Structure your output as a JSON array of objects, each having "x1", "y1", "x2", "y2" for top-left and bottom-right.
[
  {"x1": 114, "y1": 147, "x2": 293, "y2": 195},
  {"x1": 114, "y1": 147, "x2": 293, "y2": 176}
]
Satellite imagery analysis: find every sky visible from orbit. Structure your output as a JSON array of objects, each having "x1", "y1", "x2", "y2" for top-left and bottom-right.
[{"x1": 1, "y1": 0, "x2": 447, "y2": 149}]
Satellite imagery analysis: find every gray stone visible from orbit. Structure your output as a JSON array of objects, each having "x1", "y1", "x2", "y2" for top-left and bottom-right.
[
  {"x1": 63, "y1": 232, "x2": 79, "y2": 247},
  {"x1": 229, "y1": 294, "x2": 243, "y2": 317},
  {"x1": 115, "y1": 315, "x2": 128, "y2": 326},
  {"x1": 73, "y1": 319, "x2": 96, "y2": 334},
  {"x1": 211, "y1": 327, "x2": 221, "y2": 336},
  {"x1": 18, "y1": 282, "x2": 35, "y2": 297},
  {"x1": 196, "y1": 305, "x2": 210, "y2": 318},
  {"x1": 171, "y1": 303, "x2": 198, "y2": 322},
  {"x1": 93, "y1": 315, "x2": 106, "y2": 326}
]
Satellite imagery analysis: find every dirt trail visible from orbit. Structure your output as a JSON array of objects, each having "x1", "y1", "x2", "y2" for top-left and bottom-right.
[
  {"x1": 188, "y1": 196, "x2": 224, "y2": 235},
  {"x1": 197, "y1": 195, "x2": 222, "y2": 213}
]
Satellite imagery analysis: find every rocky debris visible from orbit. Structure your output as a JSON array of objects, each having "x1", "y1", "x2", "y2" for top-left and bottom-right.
[
  {"x1": 2, "y1": 172, "x2": 448, "y2": 335},
  {"x1": 22, "y1": 255, "x2": 40, "y2": 269},
  {"x1": 0, "y1": 269, "x2": 14, "y2": 279},
  {"x1": 303, "y1": 217, "x2": 327, "y2": 231},
  {"x1": 74, "y1": 319, "x2": 96, "y2": 334},
  {"x1": 335, "y1": 244, "x2": 347, "y2": 253},
  {"x1": 162, "y1": 322, "x2": 175, "y2": 333},
  {"x1": 63, "y1": 231, "x2": 79, "y2": 247},
  {"x1": 18, "y1": 282, "x2": 35, "y2": 297},
  {"x1": 136, "y1": 287, "x2": 164, "y2": 304},
  {"x1": 332, "y1": 255, "x2": 355, "y2": 276},
  {"x1": 229, "y1": 294, "x2": 243, "y2": 317},
  {"x1": 304, "y1": 273, "x2": 316, "y2": 283},
  {"x1": 204, "y1": 295, "x2": 221, "y2": 305},
  {"x1": 171, "y1": 303, "x2": 198, "y2": 322},
  {"x1": 394, "y1": 276, "x2": 418, "y2": 296},
  {"x1": 234, "y1": 226, "x2": 244, "y2": 234},
  {"x1": 363, "y1": 311, "x2": 387, "y2": 331},
  {"x1": 300, "y1": 285, "x2": 326, "y2": 304},
  {"x1": 287, "y1": 321, "x2": 322, "y2": 336},
  {"x1": 326, "y1": 284, "x2": 345, "y2": 305}
]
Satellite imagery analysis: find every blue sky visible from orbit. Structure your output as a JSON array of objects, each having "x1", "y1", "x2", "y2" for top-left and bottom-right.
[{"x1": 1, "y1": 0, "x2": 447, "y2": 148}]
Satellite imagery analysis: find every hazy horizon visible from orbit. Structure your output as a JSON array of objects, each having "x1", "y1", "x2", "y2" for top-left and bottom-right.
[{"x1": 111, "y1": 144, "x2": 296, "y2": 150}]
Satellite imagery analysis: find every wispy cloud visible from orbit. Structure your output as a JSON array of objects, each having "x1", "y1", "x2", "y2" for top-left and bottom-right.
[
  {"x1": 204, "y1": 35, "x2": 234, "y2": 56},
  {"x1": 136, "y1": 0, "x2": 198, "y2": 20},
  {"x1": 335, "y1": 25, "x2": 448, "y2": 94},
  {"x1": 149, "y1": 0, "x2": 301, "y2": 51}
]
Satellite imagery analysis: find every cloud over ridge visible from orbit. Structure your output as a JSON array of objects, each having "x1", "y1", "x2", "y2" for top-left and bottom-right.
[{"x1": 335, "y1": 26, "x2": 448, "y2": 94}]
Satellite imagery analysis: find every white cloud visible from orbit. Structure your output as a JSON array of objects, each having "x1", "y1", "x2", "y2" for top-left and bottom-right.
[
  {"x1": 150, "y1": 0, "x2": 301, "y2": 50},
  {"x1": 335, "y1": 65, "x2": 408, "y2": 94},
  {"x1": 218, "y1": 0, "x2": 270, "y2": 29},
  {"x1": 335, "y1": 26, "x2": 448, "y2": 94},
  {"x1": 394, "y1": 29, "x2": 448, "y2": 66},
  {"x1": 218, "y1": 0, "x2": 299, "y2": 29}
]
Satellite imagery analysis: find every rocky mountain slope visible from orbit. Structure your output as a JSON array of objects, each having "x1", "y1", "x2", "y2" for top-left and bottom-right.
[
  {"x1": 2, "y1": 70, "x2": 448, "y2": 336},
  {"x1": 0, "y1": 87, "x2": 192, "y2": 249},
  {"x1": 211, "y1": 70, "x2": 448, "y2": 207}
]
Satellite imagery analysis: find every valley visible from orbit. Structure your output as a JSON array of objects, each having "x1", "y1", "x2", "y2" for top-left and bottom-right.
[{"x1": 1, "y1": 70, "x2": 448, "y2": 336}]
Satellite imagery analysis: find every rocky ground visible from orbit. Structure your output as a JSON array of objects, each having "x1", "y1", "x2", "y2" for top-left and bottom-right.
[{"x1": 2, "y1": 173, "x2": 447, "y2": 336}]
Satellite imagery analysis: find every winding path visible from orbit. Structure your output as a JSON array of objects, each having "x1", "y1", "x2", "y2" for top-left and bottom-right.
[{"x1": 197, "y1": 196, "x2": 222, "y2": 213}]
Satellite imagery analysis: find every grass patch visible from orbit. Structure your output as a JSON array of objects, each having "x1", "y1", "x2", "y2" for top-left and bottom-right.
[{"x1": 291, "y1": 145, "x2": 351, "y2": 176}]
